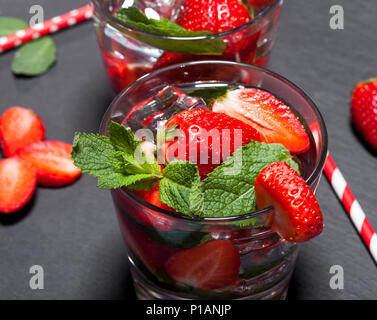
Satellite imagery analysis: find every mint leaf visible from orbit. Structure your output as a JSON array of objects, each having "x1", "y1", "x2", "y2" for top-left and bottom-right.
[
  {"x1": 71, "y1": 122, "x2": 161, "y2": 190},
  {"x1": 109, "y1": 122, "x2": 161, "y2": 176},
  {"x1": 0, "y1": 17, "x2": 28, "y2": 37},
  {"x1": 201, "y1": 142, "x2": 300, "y2": 218},
  {"x1": 109, "y1": 121, "x2": 141, "y2": 154},
  {"x1": 11, "y1": 36, "x2": 56, "y2": 76},
  {"x1": 159, "y1": 160, "x2": 203, "y2": 216},
  {"x1": 186, "y1": 87, "x2": 228, "y2": 105},
  {"x1": 113, "y1": 7, "x2": 226, "y2": 55}
]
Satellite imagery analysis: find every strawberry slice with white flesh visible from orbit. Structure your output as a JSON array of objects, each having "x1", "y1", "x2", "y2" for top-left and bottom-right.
[
  {"x1": 17, "y1": 140, "x2": 81, "y2": 187},
  {"x1": 0, "y1": 157, "x2": 37, "y2": 214},
  {"x1": 255, "y1": 162, "x2": 323, "y2": 242},
  {"x1": 212, "y1": 88, "x2": 310, "y2": 154},
  {"x1": 0, "y1": 106, "x2": 45, "y2": 157}
]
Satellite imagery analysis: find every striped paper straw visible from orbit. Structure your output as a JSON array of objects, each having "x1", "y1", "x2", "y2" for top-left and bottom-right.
[
  {"x1": 324, "y1": 152, "x2": 377, "y2": 264},
  {"x1": 0, "y1": 4, "x2": 93, "y2": 53}
]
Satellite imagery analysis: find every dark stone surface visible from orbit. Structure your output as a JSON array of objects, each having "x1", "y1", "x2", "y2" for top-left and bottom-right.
[{"x1": 0, "y1": 0, "x2": 376, "y2": 300}]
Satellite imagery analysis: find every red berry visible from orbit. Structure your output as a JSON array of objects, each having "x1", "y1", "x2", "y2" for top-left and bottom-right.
[
  {"x1": 255, "y1": 161, "x2": 323, "y2": 242},
  {"x1": 165, "y1": 240, "x2": 240, "y2": 290},
  {"x1": 0, "y1": 106, "x2": 45, "y2": 157},
  {"x1": 154, "y1": 0, "x2": 253, "y2": 69},
  {"x1": 0, "y1": 157, "x2": 37, "y2": 214},
  {"x1": 351, "y1": 78, "x2": 377, "y2": 150},
  {"x1": 176, "y1": 0, "x2": 251, "y2": 33},
  {"x1": 133, "y1": 184, "x2": 173, "y2": 212},
  {"x1": 163, "y1": 108, "x2": 262, "y2": 177},
  {"x1": 17, "y1": 140, "x2": 81, "y2": 187},
  {"x1": 212, "y1": 88, "x2": 310, "y2": 154}
]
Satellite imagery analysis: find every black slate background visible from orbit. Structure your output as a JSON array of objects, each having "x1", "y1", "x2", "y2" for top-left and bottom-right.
[{"x1": 0, "y1": 0, "x2": 376, "y2": 300}]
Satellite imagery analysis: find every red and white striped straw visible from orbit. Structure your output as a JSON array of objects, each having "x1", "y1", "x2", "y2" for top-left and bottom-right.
[
  {"x1": 324, "y1": 152, "x2": 377, "y2": 264},
  {"x1": 0, "y1": 4, "x2": 94, "y2": 53}
]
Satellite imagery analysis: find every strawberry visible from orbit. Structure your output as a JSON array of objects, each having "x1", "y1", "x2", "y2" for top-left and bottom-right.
[
  {"x1": 212, "y1": 88, "x2": 310, "y2": 154},
  {"x1": 248, "y1": 0, "x2": 274, "y2": 7},
  {"x1": 351, "y1": 78, "x2": 377, "y2": 150},
  {"x1": 154, "y1": 0, "x2": 252, "y2": 68},
  {"x1": 254, "y1": 161, "x2": 323, "y2": 242},
  {"x1": 0, "y1": 106, "x2": 45, "y2": 157},
  {"x1": 17, "y1": 140, "x2": 81, "y2": 187},
  {"x1": 0, "y1": 157, "x2": 37, "y2": 214},
  {"x1": 162, "y1": 108, "x2": 262, "y2": 177},
  {"x1": 133, "y1": 184, "x2": 172, "y2": 211},
  {"x1": 165, "y1": 240, "x2": 240, "y2": 290},
  {"x1": 176, "y1": 0, "x2": 251, "y2": 34}
]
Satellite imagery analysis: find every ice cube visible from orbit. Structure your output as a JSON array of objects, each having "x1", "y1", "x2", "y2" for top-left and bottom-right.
[{"x1": 124, "y1": 86, "x2": 207, "y2": 135}]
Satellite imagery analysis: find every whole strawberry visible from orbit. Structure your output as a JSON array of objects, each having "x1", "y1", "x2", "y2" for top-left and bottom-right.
[
  {"x1": 351, "y1": 78, "x2": 377, "y2": 150},
  {"x1": 155, "y1": 0, "x2": 252, "y2": 68},
  {"x1": 162, "y1": 108, "x2": 261, "y2": 177},
  {"x1": 176, "y1": 0, "x2": 251, "y2": 33}
]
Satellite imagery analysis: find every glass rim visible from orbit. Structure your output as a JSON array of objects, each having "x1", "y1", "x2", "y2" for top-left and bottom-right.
[
  {"x1": 97, "y1": 0, "x2": 282, "y2": 41},
  {"x1": 100, "y1": 60, "x2": 328, "y2": 224}
]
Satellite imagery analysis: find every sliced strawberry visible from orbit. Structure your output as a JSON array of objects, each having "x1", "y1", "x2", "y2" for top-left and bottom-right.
[
  {"x1": 212, "y1": 88, "x2": 310, "y2": 154},
  {"x1": 248, "y1": 0, "x2": 274, "y2": 7},
  {"x1": 17, "y1": 141, "x2": 81, "y2": 187},
  {"x1": 255, "y1": 161, "x2": 323, "y2": 242},
  {"x1": 163, "y1": 108, "x2": 262, "y2": 177},
  {"x1": 0, "y1": 106, "x2": 45, "y2": 157},
  {"x1": 165, "y1": 240, "x2": 240, "y2": 290},
  {"x1": 0, "y1": 157, "x2": 37, "y2": 214}
]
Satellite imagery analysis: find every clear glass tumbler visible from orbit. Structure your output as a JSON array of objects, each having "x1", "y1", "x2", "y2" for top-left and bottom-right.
[
  {"x1": 91, "y1": 0, "x2": 284, "y2": 93},
  {"x1": 99, "y1": 61, "x2": 328, "y2": 300}
]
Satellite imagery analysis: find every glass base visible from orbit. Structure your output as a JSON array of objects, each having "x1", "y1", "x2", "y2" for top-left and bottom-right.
[{"x1": 129, "y1": 257, "x2": 292, "y2": 300}]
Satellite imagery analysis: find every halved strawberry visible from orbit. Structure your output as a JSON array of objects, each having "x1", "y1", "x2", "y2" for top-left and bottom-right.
[
  {"x1": 163, "y1": 108, "x2": 262, "y2": 177},
  {"x1": 0, "y1": 157, "x2": 37, "y2": 214},
  {"x1": 255, "y1": 161, "x2": 323, "y2": 242},
  {"x1": 212, "y1": 88, "x2": 310, "y2": 153},
  {"x1": 0, "y1": 106, "x2": 45, "y2": 157},
  {"x1": 17, "y1": 140, "x2": 81, "y2": 187},
  {"x1": 165, "y1": 240, "x2": 240, "y2": 290}
]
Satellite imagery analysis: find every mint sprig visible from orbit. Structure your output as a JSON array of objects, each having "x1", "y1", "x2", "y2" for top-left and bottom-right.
[
  {"x1": 71, "y1": 122, "x2": 161, "y2": 190},
  {"x1": 113, "y1": 7, "x2": 226, "y2": 55},
  {"x1": 72, "y1": 124, "x2": 300, "y2": 219}
]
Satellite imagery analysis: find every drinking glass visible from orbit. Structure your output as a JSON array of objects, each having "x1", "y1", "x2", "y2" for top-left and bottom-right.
[
  {"x1": 99, "y1": 61, "x2": 328, "y2": 300},
  {"x1": 91, "y1": 0, "x2": 284, "y2": 93}
]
